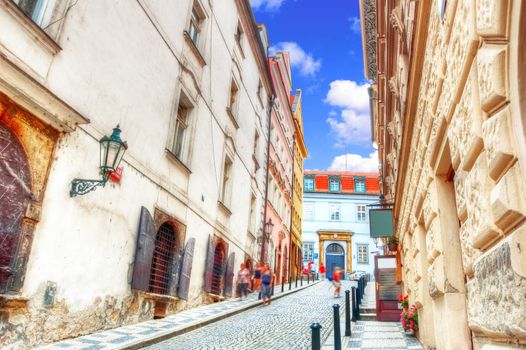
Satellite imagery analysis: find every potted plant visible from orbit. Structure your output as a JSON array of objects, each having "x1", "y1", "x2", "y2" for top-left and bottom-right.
[
  {"x1": 387, "y1": 236, "x2": 399, "y2": 252},
  {"x1": 399, "y1": 295, "x2": 418, "y2": 335}
]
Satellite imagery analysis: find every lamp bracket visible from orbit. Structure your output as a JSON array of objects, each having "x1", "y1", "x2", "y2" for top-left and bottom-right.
[{"x1": 70, "y1": 178, "x2": 107, "y2": 197}]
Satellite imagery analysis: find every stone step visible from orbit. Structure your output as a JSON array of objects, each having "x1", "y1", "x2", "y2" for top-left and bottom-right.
[
  {"x1": 359, "y1": 307, "x2": 376, "y2": 314},
  {"x1": 359, "y1": 312, "x2": 377, "y2": 321}
]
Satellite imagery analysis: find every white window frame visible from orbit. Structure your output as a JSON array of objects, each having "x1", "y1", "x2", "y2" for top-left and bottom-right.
[
  {"x1": 355, "y1": 178, "x2": 366, "y2": 193},
  {"x1": 14, "y1": 0, "x2": 56, "y2": 27},
  {"x1": 219, "y1": 155, "x2": 233, "y2": 208},
  {"x1": 302, "y1": 242, "x2": 314, "y2": 262},
  {"x1": 170, "y1": 93, "x2": 193, "y2": 163},
  {"x1": 303, "y1": 202, "x2": 314, "y2": 221},
  {"x1": 329, "y1": 178, "x2": 340, "y2": 192},
  {"x1": 304, "y1": 177, "x2": 314, "y2": 192},
  {"x1": 329, "y1": 203, "x2": 341, "y2": 221},
  {"x1": 188, "y1": 5, "x2": 202, "y2": 45},
  {"x1": 356, "y1": 205, "x2": 367, "y2": 222},
  {"x1": 357, "y1": 244, "x2": 369, "y2": 264}
]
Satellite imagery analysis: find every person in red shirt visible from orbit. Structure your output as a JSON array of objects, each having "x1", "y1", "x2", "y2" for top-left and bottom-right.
[
  {"x1": 319, "y1": 263, "x2": 326, "y2": 280},
  {"x1": 332, "y1": 267, "x2": 342, "y2": 298}
]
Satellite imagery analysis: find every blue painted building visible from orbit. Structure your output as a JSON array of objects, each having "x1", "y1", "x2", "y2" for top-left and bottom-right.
[{"x1": 302, "y1": 171, "x2": 380, "y2": 280}]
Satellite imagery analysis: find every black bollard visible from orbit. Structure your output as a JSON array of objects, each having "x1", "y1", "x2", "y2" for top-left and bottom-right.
[
  {"x1": 258, "y1": 291, "x2": 261, "y2": 300},
  {"x1": 295, "y1": 275, "x2": 298, "y2": 288},
  {"x1": 301, "y1": 275, "x2": 303, "y2": 287},
  {"x1": 344, "y1": 290, "x2": 351, "y2": 336},
  {"x1": 281, "y1": 276, "x2": 285, "y2": 293},
  {"x1": 271, "y1": 282, "x2": 275, "y2": 296},
  {"x1": 289, "y1": 277, "x2": 292, "y2": 290},
  {"x1": 333, "y1": 304, "x2": 342, "y2": 350},
  {"x1": 307, "y1": 273, "x2": 310, "y2": 284},
  {"x1": 351, "y1": 287, "x2": 359, "y2": 321},
  {"x1": 310, "y1": 322, "x2": 322, "y2": 350}
]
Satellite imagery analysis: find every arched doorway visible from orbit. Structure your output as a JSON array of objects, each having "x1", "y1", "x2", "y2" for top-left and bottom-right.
[
  {"x1": 325, "y1": 243, "x2": 344, "y2": 280},
  {"x1": 211, "y1": 243, "x2": 226, "y2": 295},
  {"x1": 0, "y1": 123, "x2": 31, "y2": 293},
  {"x1": 149, "y1": 222, "x2": 177, "y2": 295}
]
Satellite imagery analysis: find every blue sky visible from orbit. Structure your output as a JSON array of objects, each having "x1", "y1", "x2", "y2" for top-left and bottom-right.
[{"x1": 251, "y1": 0, "x2": 378, "y2": 172}]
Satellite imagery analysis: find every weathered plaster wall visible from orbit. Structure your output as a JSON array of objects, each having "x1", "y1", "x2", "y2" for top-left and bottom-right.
[
  {"x1": 0, "y1": 0, "x2": 270, "y2": 348},
  {"x1": 392, "y1": 0, "x2": 526, "y2": 348}
]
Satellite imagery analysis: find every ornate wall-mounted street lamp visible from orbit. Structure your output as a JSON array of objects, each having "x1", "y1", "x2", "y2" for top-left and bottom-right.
[
  {"x1": 70, "y1": 125, "x2": 128, "y2": 197},
  {"x1": 260, "y1": 218, "x2": 274, "y2": 262}
]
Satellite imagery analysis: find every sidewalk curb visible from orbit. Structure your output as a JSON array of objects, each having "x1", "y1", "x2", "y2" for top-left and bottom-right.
[{"x1": 119, "y1": 281, "x2": 321, "y2": 350}]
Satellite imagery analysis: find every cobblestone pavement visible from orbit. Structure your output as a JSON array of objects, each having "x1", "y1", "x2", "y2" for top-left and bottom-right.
[
  {"x1": 143, "y1": 280, "x2": 350, "y2": 350},
  {"x1": 348, "y1": 321, "x2": 423, "y2": 350}
]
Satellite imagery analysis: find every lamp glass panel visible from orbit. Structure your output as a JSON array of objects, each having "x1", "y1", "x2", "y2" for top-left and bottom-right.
[
  {"x1": 113, "y1": 144, "x2": 126, "y2": 170},
  {"x1": 105, "y1": 141, "x2": 120, "y2": 172},
  {"x1": 100, "y1": 140, "x2": 109, "y2": 172}
]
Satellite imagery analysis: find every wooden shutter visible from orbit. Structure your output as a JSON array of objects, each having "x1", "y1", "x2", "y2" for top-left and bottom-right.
[
  {"x1": 223, "y1": 252, "x2": 235, "y2": 297},
  {"x1": 177, "y1": 238, "x2": 195, "y2": 300},
  {"x1": 131, "y1": 207, "x2": 156, "y2": 291},
  {"x1": 168, "y1": 248, "x2": 183, "y2": 296},
  {"x1": 203, "y1": 235, "x2": 215, "y2": 293}
]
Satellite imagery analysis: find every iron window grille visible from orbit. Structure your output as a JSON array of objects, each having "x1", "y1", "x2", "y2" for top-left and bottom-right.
[{"x1": 149, "y1": 223, "x2": 177, "y2": 295}]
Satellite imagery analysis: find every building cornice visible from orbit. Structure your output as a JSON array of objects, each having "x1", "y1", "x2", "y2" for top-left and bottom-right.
[{"x1": 359, "y1": 0, "x2": 378, "y2": 81}]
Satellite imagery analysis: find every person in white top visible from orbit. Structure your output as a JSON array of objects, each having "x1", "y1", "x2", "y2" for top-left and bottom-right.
[{"x1": 236, "y1": 263, "x2": 251, "y2": 300}]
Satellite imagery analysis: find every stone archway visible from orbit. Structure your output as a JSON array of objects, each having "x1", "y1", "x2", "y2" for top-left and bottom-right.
[{"x1": 0, "y1": 123, "x2": 31, "y2": 293}]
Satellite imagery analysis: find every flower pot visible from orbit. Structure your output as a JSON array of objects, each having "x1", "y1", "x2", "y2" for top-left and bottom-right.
[
  {"x1": 404, "y1": 329, "x2": 415, "y2": 336},
  {"x1": 388, "y1": 242, "x2": 398, "y2": 251}
]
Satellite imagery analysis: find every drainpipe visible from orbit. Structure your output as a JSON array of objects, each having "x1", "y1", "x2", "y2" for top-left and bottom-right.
[{"x1": 261, "y1": 94, "x2": 275, "y2": 264}]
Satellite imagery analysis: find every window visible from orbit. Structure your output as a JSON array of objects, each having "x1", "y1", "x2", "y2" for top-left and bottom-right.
[
  {"x1": 220, "y1": 156, "x2": 233, "y2": 207},
  {"x1": 149, "y1": 223, "x2": 177, "y2": 295},
  {"x1": 357, "y1": 244, "x2": 369, "y2": 264},
  {"x1": 329, "y1": 203, "x2": 341, "y2": 221},
  {"x1": 354, "y1": 177, "x2": 366, "y2": 192},
  {"x1": 14, "y1": 0, "x2": 53, "y2": 26},
  {"x1": 188, "y1": 6, "x2": 202, "y2": 44},
  {"x1": 170, "y1": 94, "x2": 192, "y2": 162},
  {"x1": 356, "y1": 205, "x2": 367, "y2": 222},
  {"x1": 329, "y1": 177, "x2": 340, "y2": 192},
  {"x1": 253, "y1": 130, "x2": 260, "y2": 170},
  {"x1": 302, "y1": 242, "x2": 314, "y2": 261},
  {"x1": 228, "y1": 80, "x2": 239, "y2": 115},
  {"x1": 304, "y1": 177, "x2": 314, "y2": 192},
  {"x1": 303, "y1": 202, "x2": 314, "y2": 220},
  {"x1": 257, "y1": 80, "x2": 264, "y2": 104},
  {"x1": 235, "y1": 22, "x2": 244, "y2": 55},
  {"x1": 248, "y1": 194, "x2": 256, "y2": 234}
]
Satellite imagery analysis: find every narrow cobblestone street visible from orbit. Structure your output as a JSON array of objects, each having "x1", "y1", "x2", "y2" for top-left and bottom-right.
[{"x1": 142, "y1": 281, "x2": 346, "y2": 350}]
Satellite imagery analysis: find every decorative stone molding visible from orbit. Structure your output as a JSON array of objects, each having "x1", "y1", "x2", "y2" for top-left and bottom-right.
[
  {"x1": 491, "y1": 162, "x2": 526, "y2": 234},
  {"x1": 361, "y1": 0, "x2": 377, "y2": 80},
  {"x1": 454, "y1": 170, "x2": 468, "y2": 223},
  {"x1": 482, "y1": 106, "x2": 516, "y2": 181},
  {"x1": 476, "y1": 0, "x2": 510, "y2": 39},
  {"x1": 477, "y1": 44, "x2": 508, "y2": 115}
]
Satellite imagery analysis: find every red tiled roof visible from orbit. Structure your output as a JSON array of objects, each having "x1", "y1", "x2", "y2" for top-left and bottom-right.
[
  {"x1": 304, "y1": 171, "x2": 380, "y2": 194},
  {"x1": 305, "y1": 170, "x2": 379, "y2": 177}
]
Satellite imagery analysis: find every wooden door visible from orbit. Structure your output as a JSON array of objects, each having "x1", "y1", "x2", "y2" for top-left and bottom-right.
[{"x1": 375, "y1": 255, "x2": 401, "y2": 321}]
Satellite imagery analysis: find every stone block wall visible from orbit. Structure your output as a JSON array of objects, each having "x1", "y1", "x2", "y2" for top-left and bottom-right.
[{"x1": 395, "y1": 0, "x2": 526, "y2": 348}]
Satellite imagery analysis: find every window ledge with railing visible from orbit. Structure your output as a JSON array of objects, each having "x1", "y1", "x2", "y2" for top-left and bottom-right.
[{"x1": 183, "y1": 30, "x2": 206, "y2": 67}]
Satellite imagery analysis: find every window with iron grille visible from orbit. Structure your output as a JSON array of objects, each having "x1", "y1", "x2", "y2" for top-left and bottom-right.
[
  {"x1": 149, "y1": 223, "x2": 177, "y2": 295},
  {"x1": 211, "y1": 244, "x2": 225, "y2": 295}
]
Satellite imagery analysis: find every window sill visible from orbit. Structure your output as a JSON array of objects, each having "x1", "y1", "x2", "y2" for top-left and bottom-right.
[
  {"x1": 2, "y1": 0, "x2": 61, "y2": 54},
  {"x1": 140, "y1": 291, "x2": 179, "y2": 303},
  {"x1": 217, "y1": 201, "x2": 232, "y2": 216},
  {"x1": 183, "y1": 30, "x2": 206, "y2": 67},
  {"x1": 226, "y1": 107, "x2": 240, "y2": 129},
  {"x1": 165, "y1": 149, "x2": 192, "y2": 175},
  {"x1": 252, "y1": 154, "x2": 260, "y2": 171}
]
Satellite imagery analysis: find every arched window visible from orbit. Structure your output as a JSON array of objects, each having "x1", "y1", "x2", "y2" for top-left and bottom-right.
[
  {"x1": 149, "y1": 222, "x2": 176, "y2": 295},
  {"x1": 326, "y1": 243, "x2": 344, "y2": 255},
  {"x1": 211, "y1": 243, "x2": 225, "y2": 295}
]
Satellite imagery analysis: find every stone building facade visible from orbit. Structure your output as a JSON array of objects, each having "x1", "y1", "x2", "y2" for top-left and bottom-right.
[
  {"x1": 290, "y1": 88, "x2": 308, "y2": 279},
  {"x1": 0, "y1": 0, "x2": 273, "y2": 348},
  {"x1": 361, "y1": 0, "x2": 526, "y2": 349}
]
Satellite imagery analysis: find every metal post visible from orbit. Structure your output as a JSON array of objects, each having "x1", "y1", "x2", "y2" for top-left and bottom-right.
[
  {"x1": 333, "y1": 304, "x2": 341, "y2": 350},
  {"x1": 271, "y1": 282, "x2": 274, "y2": 296},
  {"x1": 295, "y1": 275, "x2": 298, "y2": 288},
  {"x1": 351, "y1": 287, "x2": 359, "y2": 321},
  {"x1": 289, "y1": 277, "x2": 292, "y2": 290},
  {"x1": 344, "y1": 290, "x2": 351, "y2": 336},
  {"x1": 301, "y1": 275, "x2": 303, "y2": 287},
  {"x1": 310, "y1": 322, "x2": 322, "y2": 350},
  {"x1": 307, "y1": 273, "x2": 310, "y2": 284},
  {"x1": 281, "y1": 276, "x2": 285, "y2": 293}
]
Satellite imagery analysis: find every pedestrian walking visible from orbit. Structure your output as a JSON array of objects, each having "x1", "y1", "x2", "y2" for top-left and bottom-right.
[
  {"x1": 319, "y1": 263, "x2": 326, "y2": 280},
  {"x1": 236, "y1": 263, "x2": 251, "y2": 300},
  {"x1": 252, "y1": 262, "x2": 262, "y2": 292},
  {"x1": 332, "y1": 266, "x2": 343, "y2": 298},
  {"x1": 260, "y1": 263, "x2": 273, "y2": 305}
]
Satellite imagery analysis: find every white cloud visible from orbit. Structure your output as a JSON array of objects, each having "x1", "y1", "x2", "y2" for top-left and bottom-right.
[
  {"x1": 325, "y1": 80, "x2": 371, "y2": 147},
  {"x1": 348, "y1": 17, "x2": 361, "y2": 34},
  {"x1": 250, "y1": 0, "x2": 285, "y2": 11},
  {"x1": 269, "y1": 42, "x2": 321, "y2": 77},
  {"x1": 328, "y1": 151, "x2": 379, "y2": 172}
]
